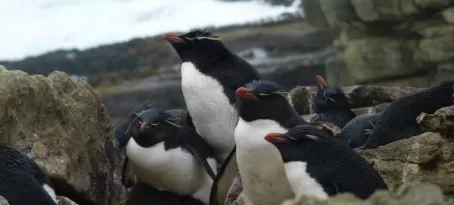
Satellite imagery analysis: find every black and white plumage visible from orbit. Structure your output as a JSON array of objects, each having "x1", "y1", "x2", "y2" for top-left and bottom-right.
[
  {"x1": 264, "y1": 125, "x2": 388, "y2": 200},
  {"x1": 115, "y1": 100, "x2": 154, "y2": 150},
  {"x1": 362, "y1": 81, "x2": 454, "y2": 149},
  {"x1": 339, "y1": 113, "x2": 380, "y2": 149},
  {"x1": 125, "y1": 183, "x2": 204, "y2": 205},
  {"x1": 163, "y1": 30, "x2": 261, "y2": 165},
  {"x1": 233, "y1": 80, "x2": 306, "y2": 205},
  {"x1": 0, "y1": 144, "x2": 58, "y2": 205},
  {"x1": 122, "y1": 108, "x2": 217, "y2": 204},
  {"x1": 311, "y1": 75, "x2": 356, "y2": 129}
]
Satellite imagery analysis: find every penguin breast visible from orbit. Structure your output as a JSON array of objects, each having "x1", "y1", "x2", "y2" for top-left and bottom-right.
[
  {"x1": 126, "y1": 139, "x2": 205, "y2": 195},
  {"x1": 234, "y1": 118, "x2": 294, "y2": 205},
  {"x1": 180, "y1": 62, "x2": 237, "y2": 160}
]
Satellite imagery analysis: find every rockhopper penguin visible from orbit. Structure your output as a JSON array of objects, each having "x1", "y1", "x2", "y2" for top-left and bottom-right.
[
  {"x1": 264, "y1": 125, "x2": 388, "y2": 200},
  {"x1": 311, "y1": 75, "x2": 356, "y2": 129},
  {"x1": 115, "y1": 100, "x2": 154, "y2": 150},
  {"x1": 122, "y1": 107, "x2": 217, "y2": 204},
  {"x1": 234, "y1": 80, "x2": 307, "y2": 205},
  {"x1": 0, "y1": 144, "x2": 58, "y2": 205},
  {"x1": 339, "y1": 113, "x2": 380, "y2": 149},
  {"x1": 362, "y1": 81, "x2": 454, "y2": 149},
  {"x1": 163, "y1": 30, "x2": 261, "y2": 165}
]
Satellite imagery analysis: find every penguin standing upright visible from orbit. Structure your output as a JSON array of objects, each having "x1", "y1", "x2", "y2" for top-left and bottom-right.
[
  {"x1": 234, "y1": 80, "x2": 307, "y2": 205},
  {"x1": 264, "y1": 125, "x2": 388, "y2": 200},
  {"x1": 339, "y1": 113, "x2": 380, "y2": 148},
  {"x1": 163, "y1": 30, "x2": 261, "y2": 165},
  {"x1": 123, "y1": 107, "x2": 217, "y2": 205},
  {"x1": 0, "y1": 144, "x2": 58, "y2": 205},
  {"x1": 362, "y1": 81, "x2": 454, "y2": 149},
  {"x1": 311, "y1": 75, "x2": 356, "y2": 129}
]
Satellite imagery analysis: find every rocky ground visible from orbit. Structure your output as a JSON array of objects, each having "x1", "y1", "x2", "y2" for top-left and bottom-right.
[{"x1": 0, "y1": 67, "x2": 453, "y2": 205}]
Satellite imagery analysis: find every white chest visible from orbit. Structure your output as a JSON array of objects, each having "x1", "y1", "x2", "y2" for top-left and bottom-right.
[
  {"x1": 126, "y1": 139, "x2": 216, "y2": 204},
  {"x1": 284, "y1": 161, "x2": 328, "y2": 200},
  {"x1": 180, "y1": 62, "x2": 237, "y2": 162},
  {"x1": 234, "y1": 118, "x2": 294, "y2": 205}
]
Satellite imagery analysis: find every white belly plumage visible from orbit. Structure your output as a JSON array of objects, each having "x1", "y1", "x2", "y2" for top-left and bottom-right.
[
  {"x1": 126, "y1": 139, "x2": 217, "y2": 204},
  {"x1": 284, "y1": 161, "x2": 328, "y2": 200},
  {"x1": 181, "y1": 62, "x2": 237, "y2": 163},
  {"x1": 234, "y1": 118, "x2": 295, "y2": 205}
]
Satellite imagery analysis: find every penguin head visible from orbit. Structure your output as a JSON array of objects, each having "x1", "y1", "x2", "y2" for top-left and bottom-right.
[
  {"x1": 236, "y1": 80, "x2": 300, "y2": 124},
  {"x1": 127, "y1": 108, "x2": 183, "y2": 148},
  {"x1": 163, "y1": 29, "x2": 227, "y2": 71},
  {"x1": 264, "y1": 124, "x2": 333, "y2": 161},
  {"x1": 314, "y1": 75, "x2": 350, "y2": 112}
]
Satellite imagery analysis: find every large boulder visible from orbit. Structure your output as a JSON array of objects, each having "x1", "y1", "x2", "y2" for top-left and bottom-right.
[
  {"x1": 0, "y1": 69, "x2": 125, "y2": 204},
  {"x1": 304, "y1": 0, "x2": 454, "y2": 87}
]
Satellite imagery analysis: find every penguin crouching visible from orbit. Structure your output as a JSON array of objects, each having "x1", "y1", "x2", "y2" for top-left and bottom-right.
[
  {"x1": 123, "y1": 108, "x2": 217, "y2": 204},
  {"x1": 264, "y1": 124, "x2": 388, "y2": 200},
  {"x1": 163, "y1": 30, "x2": 261, "y2": 165},
  {"x1": 362, "y1": 81, "x2": 454, "y2": 149},
  {"x1": 339, "y1": 113, "x2": 380, "y2": 149},
  {"x1": 0, "y1": 144, "x2": 58, "y2": 205},
  {"x1": 311, "y1": 75, "x2": 356, "y2": 129},
  {"x1": 234, "y1": 80, "x2": 307, "y2": 205}
]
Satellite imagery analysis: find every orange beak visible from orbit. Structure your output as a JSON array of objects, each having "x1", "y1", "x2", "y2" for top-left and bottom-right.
[
  {"x1": 236, "y1": 87, "x2": 258, "y2": 101},
  {"x1": 264, "y1": 133, "x2": 287, "y2": 143},
  {"x1": 316, "y1": 75, "x2": 327, "y2": 89},
  {"x1": 140, "y1": 122, "x2": 150, "y2": 133},
  {"x1": 162, "y1": 32, "x2": 185, "y2": 44}
]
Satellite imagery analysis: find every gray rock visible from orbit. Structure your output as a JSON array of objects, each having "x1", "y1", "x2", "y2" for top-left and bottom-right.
[
  {"x1": 281, "y1": 182, "x2": 454, "y2": 205},
  {"x1": 302, "y1": 0, "x2": 330, "y2": 28},
  {"x1": 0, "y1": 69, "x2": 125, "y2": 204},
  {"x1": 319, "y1": 0, "x2": 359, "y2": 28},
  {"x1": 419, "y1": 35, "x2": 454, "y2": 62},
  {"x1": 415, "y1": 0, "x2": 453, "y2": 9},
  {"x1": 343, "y1": 38, "x2": 421, "y2": 84},
  {"x1": 443, "y1": 6, "x2": 454, "y2": 23},
  {"x1": 358, "y1": 105, "x2": 454, "y2": 193}
]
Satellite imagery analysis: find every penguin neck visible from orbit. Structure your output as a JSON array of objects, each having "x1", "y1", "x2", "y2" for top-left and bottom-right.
[
  {"x1": 234, "y1": 117, "x2": 295, "y2": 204},
  {"x1": 183, "y1": 48, "x2": 232, "y2": 74}
]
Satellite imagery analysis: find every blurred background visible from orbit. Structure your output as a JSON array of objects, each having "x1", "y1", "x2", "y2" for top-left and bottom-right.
[{"x1": 1, "y1": 0, "x2": 452, "y2": 123}]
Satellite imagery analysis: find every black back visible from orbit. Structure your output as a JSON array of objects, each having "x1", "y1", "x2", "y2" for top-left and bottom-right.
[
  {"x1": 126, "y1": 183, "x2": 204, "y2": 205},
  {"x1": 270, "y1": 125, "x2": 388, "y2": 199},
  {"x1": 362, "y1": 81, "x2": 454, "y2": 149},
  {"x1": 339, "y1": 114, "x2": 381, "y2": 149},
  {"x1": 124, "y1": 108, "x2": 217, "y2": 179},
  {"x1": 236, "y1": 80, "x2": 306, "y2": 128},
  {"x1": 0, "y1": 144, "x2": 57, "y2": 205},
  {"x1": 166, "y1": 29, "x2": 262, "y2": 105},
  {"x1": 312, "y1": 78, "x2": 356, "y2": 128}
]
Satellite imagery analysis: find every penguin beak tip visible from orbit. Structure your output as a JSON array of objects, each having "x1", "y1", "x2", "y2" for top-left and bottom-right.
[
  {"x1": 316, "y1": 75, "x2": 327, "y2": 89},
  {"x1": 264, "y1": 133, "x2": 287, "y2": 143},
  {"x1": 139, "y1": 122, "x2": 150, "y2": 133},
  {"x1": 162, "y1": 32, "x2": 185, "y2": 44},
  {"x1": 236, "y1": 87, "x2": 258, "y2": 101}
]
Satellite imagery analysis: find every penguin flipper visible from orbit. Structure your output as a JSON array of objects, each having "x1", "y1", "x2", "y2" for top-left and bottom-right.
[
  {"x1": 186, "y1": 143, "x2": 217, "y2": 180},
  {"x1": 121, "y1": 157, "x2": 136, "y2": 188},
  {"x1": 209, "y1": 147, "x2": 239, "y2": 205}
]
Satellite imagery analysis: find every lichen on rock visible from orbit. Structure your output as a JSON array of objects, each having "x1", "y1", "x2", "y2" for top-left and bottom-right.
[{"x1": 0, "y1": 69, "x2": 125, "y2": 204}]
